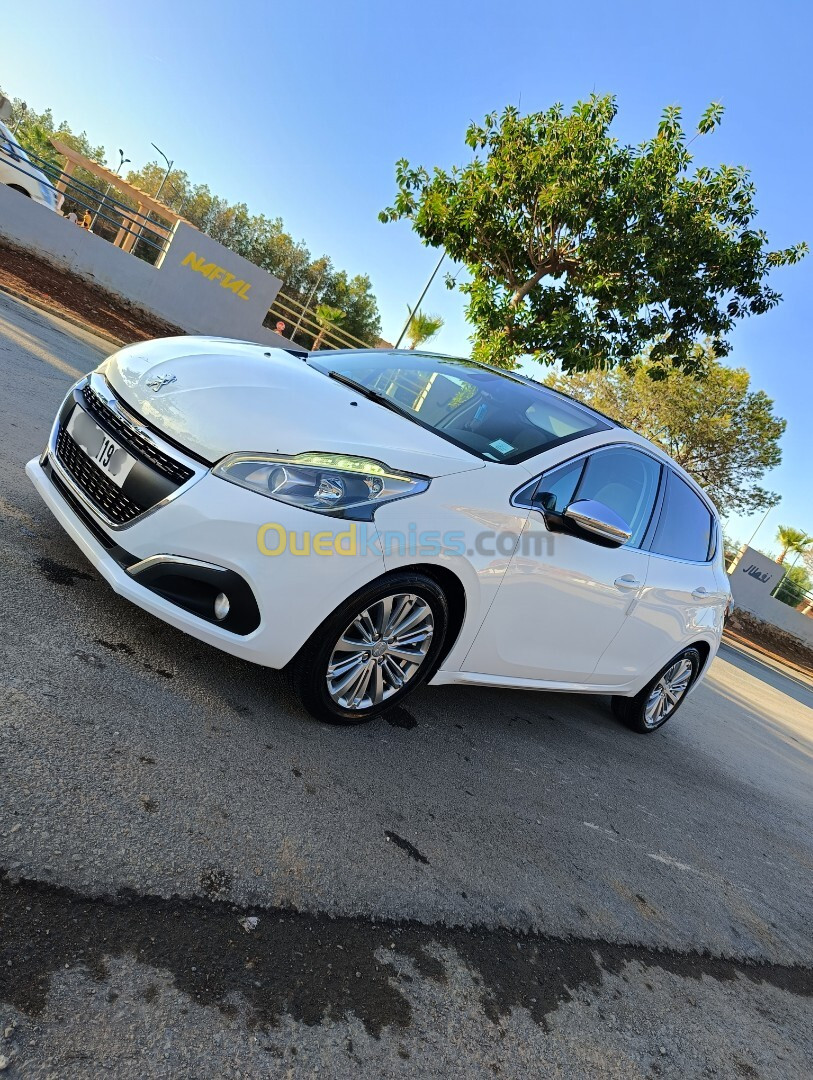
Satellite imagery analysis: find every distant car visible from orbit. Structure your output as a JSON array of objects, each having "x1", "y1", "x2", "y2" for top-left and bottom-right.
[
  {"x1": 0, "y1": 120, "x2": 62, "y2": 212},
  {"x1": 27, "y1": 344, "x2": 731, "y2": 732}
]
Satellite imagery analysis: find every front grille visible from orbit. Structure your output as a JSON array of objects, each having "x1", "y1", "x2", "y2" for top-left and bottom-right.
[
  {"x1": 81, "y1": 383, "x2": 195, "y2": 486},
  {"x1": 55, "y1": 427, "x2": 145, "y2": 524}
]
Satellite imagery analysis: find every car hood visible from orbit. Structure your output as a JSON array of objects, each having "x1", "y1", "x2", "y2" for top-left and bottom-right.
[{"x1": 102, "y1": 338, "x2": 484, "y2": 478}]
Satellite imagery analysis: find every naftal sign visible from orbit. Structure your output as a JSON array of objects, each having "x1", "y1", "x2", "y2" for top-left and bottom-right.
[{"x1": 181, "y1": 251, "x2": 252, "y2": 300}]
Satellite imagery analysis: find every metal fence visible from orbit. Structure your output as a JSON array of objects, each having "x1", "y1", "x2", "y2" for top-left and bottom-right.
[
  {"x1": 4, "y1": 133, "x2": 379, "y2": 351},
  {"x1": 772, "y1": 574, "x2": 813, "y2": 615},
  {"x1": 267, "y1": 290, "x2": 377, "y2": 352},
  {"x1": 1, "y1": 133, "x2": 172, "y2": 259}
]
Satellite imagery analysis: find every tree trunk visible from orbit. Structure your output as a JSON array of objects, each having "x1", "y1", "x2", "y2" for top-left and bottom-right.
[{"x1": 510, "y1": 269, "x2": 545, "y2": 308}]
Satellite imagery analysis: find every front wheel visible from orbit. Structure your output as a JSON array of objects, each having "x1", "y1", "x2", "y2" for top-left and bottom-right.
[
  {"x1": 290, "y1": 573, "x2": 448, "y2": 725},
  {"x1": 611, "y1": 648, "x2": 701, "y2": 733}
]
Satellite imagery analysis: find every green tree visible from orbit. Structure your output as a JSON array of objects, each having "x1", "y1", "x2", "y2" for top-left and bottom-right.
[
  {"x1": 311, "y1": 304, "x2": 346, "y2": 350},
  {"x1": 126, "y1": 163, "x2": 381, "y2": 344},
  {"x1": 0, "y1": 92, "x2": 109, "y2": 210},
  {"x1": 318, "y1": 270, "x2": 382, "y2": 345},
  {"x1": 544, "y1": 346, "x2": 785, "y2": 515},
  {"x1": 775, "y1": 526, "x2": 812, "y2": 565},
  {"x1": 1, "y1": 88, "x2": 383, "y2": 342},
  {"x1": 405, "y1": 307, "x2": 444, "y2": 349},
  {"x1": 774, "y1": 564, "x2": 812, "y2": 608},
  {"x1": 380, "y1": 96, "x2": 807, "y2": 372}
]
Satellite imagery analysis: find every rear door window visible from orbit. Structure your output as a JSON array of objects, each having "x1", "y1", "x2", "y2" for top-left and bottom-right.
[{"x1": 650, "y1": 471, "x2": 713, "y2": 562}]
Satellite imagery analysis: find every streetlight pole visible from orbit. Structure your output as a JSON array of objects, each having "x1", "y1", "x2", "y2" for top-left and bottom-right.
[
  {"x1": 394, "y1": 251, "x2": 446, "y2": 348},
  {"x1": 745, "y1": 502, "x2": 779, "y2": 551},
  {"x1": 151, "y1": 142, "x2": 174, "y2": 200},
  {"x1": 91, "y1": 148, "x2": 129, "y2": 230},
  {"x1": 11, "y1": 102, "x2": 27, "y2": 134},
  {"x1": 292, "y1": 269, "x2": 325, "y2": 341},
  {"x1": 133, "y1": 142, "x2": 174, "y2": 256}
]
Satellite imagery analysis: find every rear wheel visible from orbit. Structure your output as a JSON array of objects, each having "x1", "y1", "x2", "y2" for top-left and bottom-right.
[
  {"x1": 290, "y1": 572, "x2": 448, "y2": 724},
  {"x1": 7, "y1": 184, "x2": 32, "y2": 197},
  {"x1": 612, "y1": 648, "x2": 700, "y2": 733}
]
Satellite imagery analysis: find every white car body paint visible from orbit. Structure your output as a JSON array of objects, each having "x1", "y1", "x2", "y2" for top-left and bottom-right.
[
  {"x1": 103, "y1": 339, "x2": 480, "y2": 478},
  {"x1": 27, "y1": 458, "x2": 388, "y2": 669},
  {"x1": 28, "y1": 340, "x2": 730, "y2": 709},
  {"x1": 0, "y1": 120, "x2": 62, "y2": 212}
]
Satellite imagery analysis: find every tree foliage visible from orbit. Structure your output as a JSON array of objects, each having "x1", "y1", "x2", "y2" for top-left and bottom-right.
[
  {"x1": 318, "y1": 269, "x2": 381, "y2": 346},
  {"x1": 774, "y1": 564, "x2": 812, "y2": 608},
  {"x1": 123, "y1": 161, "x2": 382, "y2": 346},
  {"x1": 312, "y1": 304, "x2": 345, "y2": 350},
  {"x1": 381, "y1": 96, "x2": 807, "y2": 372},
  {"x1": 0, "y1": 89, "x2": 382, "y2": 346},
  {"x1": 405, "y1": 307, "x2": 444, "y2": 349},
  {"x1": 544, "y1": 346, "x2": 785, "y2": 515},
  {"x1": 3, "y1": 96, "x2": 108, "y2": 209},
  {"x1": 774, "y1": 525, "x2": 811, "y2": 565}
]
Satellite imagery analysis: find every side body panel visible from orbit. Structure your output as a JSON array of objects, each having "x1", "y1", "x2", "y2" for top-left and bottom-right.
[
  {"x1": 589, "y1": 550, "x2": 726, "y2": 687},
  {"x1": 460, "y1": 510, "x2": 653, "y2": 682},
  {"x1": 374, "y1": 463, "x2": 531, "y2": 673}
]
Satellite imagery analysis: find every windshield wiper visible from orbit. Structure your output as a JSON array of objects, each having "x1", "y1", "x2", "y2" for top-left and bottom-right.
[{"x1": 326, "y1": 370, "x2": 414, "y2": 420}]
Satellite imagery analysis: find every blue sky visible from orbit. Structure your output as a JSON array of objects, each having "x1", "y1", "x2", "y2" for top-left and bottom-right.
[{"x1": 4, "y1": 0, "x2": 811, "y2": 555}]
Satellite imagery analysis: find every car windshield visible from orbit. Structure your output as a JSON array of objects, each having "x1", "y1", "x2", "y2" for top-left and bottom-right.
[{"x1": 309, "y1": 352, "x2": 609, "y2": 463}]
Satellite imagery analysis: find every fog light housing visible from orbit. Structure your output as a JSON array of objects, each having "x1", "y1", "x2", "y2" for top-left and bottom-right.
[{"x1": 214, "y1": 592, "x2": 230, "y2": 621}]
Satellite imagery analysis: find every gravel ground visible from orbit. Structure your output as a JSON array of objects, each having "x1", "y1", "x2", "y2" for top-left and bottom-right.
[
  {"x1": 1, "y1": 291, "x2": 811, "y2": 1078},
  {"x1": 0, "y1": 241, "x2": 183, "y2": 344}
]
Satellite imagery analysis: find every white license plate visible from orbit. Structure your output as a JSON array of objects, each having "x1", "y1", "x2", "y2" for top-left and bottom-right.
[{"x1": 66, "y1": 407, "x2": 137, "y2": 488}]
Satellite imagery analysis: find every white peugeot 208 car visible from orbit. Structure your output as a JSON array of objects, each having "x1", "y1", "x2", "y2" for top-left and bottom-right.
[{"x1": 27, "y1": 343, "x2": 730, "y2": 732}]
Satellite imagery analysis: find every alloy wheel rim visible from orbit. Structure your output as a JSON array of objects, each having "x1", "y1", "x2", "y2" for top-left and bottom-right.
[
  {"x1": 326, "y1": 593, "x2": 435, "y2": 710},
  {"x1": 643, "y1": 657, "x2": 693, "y2": 728}
]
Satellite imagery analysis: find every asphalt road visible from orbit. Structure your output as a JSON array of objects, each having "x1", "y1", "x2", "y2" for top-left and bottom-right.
[{"x1": 1, "y1": 291, "x2": 811, "y2": 1079}]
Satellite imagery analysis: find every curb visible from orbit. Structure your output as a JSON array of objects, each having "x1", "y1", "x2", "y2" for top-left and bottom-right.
[
  {"x1": 722, "y1": 629, "x2": 812, "y2": 682},
  {"x1": 0, "y1": 282, "x2": 126, "y2": 348}
]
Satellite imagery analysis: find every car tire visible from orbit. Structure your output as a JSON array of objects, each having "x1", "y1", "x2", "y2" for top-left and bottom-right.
[
  {"x1": 290, "y1": 572, "x2": 449, "y2": 725},
  {"x1": 7, "y1": 184, "x2": 32, "y2": 197},
  {"x1": 611, "y1": 647, "x2": 701, "y2": 734}
]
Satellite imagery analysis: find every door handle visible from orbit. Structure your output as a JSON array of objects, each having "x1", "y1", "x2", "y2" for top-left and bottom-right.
[
  {"x1": 614, "y1": 575, "x2": 642, "y2": 590},
  {"x1": 692, "y1": 586, "x2": 710, "y2": 600}
]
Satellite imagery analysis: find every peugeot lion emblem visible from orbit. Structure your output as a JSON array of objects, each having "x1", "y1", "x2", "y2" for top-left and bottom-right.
[{"x1": 146, "y1": 373, "x2": 177, "y2": 392}]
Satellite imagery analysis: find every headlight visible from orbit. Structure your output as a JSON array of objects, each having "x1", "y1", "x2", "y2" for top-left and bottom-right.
[{"x1": 213, "y1": 452, "x2": 430, "y2": 519}]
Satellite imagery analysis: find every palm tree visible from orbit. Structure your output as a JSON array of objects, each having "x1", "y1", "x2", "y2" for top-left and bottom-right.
[
  {"x1": 405, "y1": 307, "x2": 444, "y2": 350},
  {"x1": 775, "y1": 525, "x2": 812, "y2": 565},
  {"x1": 311, "y1": 304, "x2": 345, "y2": 350}
]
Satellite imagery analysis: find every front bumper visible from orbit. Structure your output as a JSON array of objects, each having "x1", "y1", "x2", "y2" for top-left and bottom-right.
[{"x1": 28, "y1": 431, "x2": 386, "y2": 669}]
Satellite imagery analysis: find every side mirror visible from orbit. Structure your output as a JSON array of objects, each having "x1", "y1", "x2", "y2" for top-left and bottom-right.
[{"x1": 563, "y1": 499, "x2": 631, "y2": 547}]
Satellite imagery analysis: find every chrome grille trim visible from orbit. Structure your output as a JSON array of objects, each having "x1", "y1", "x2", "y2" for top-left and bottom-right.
[
  {"x1": 81, "y1": 382, "x2": 195, "y2": 485},
  {"x1": 47, "y1": 374, "x2": 206, "y2": 531}
]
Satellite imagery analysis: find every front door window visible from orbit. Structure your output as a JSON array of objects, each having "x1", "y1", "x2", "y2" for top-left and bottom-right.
[
  {"x1": 570, "y1": 447, "x2": 661, "y2": 547},
  {"x1": 464, "y1": 446, "x2": 662, "y2": 683}
]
